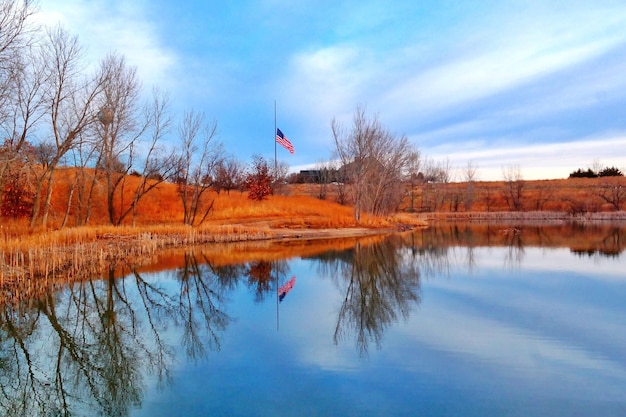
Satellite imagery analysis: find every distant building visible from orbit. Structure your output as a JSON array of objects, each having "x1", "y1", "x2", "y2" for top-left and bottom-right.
[
  {"x1": 299, "y1": 170, "x2": 321, "y2": 183},
  {"x1": 297, "y1": 168, "x2": 343, "y2": 184}
]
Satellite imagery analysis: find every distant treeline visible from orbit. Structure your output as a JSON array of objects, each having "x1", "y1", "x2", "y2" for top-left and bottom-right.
[{"x1": 569, "y1": 166, "x2": 623, "y2": 178}]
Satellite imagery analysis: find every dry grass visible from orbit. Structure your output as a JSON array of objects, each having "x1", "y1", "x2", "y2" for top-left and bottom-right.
[
  {"x1": 404, "y1": 177, "x2": 626, "y2": 213},
  {"x1": 1, "y1": 173, "x2": 410, "y2": 290},
  {"x1": 8, "y1": 169, "x2": 624, "y2": 292}
]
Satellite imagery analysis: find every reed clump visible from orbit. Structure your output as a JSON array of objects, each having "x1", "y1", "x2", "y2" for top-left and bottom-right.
[{"x1": 0, "y1": 223, "x2": 276, "y2": 285}]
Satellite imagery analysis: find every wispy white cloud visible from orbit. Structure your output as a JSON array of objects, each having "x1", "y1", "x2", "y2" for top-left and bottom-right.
[
  {"x1": 379, "y1": 14, "x2": 626, "y2": 121},
  {"x1": 36, "y1": 0, "x2": 626, "y2": 176},
  {"x1": 280, "y1": 45, "x2": 371, "y2": 120},
  {"x1": 35, "y1": 0, "x2": 177, "y2": 90},
  {"x1": 400, "y1": 303, "x2": 626, "y2": 400},
  {"x1": 425, "y1": 134, "x2": 626, "y2": 180},
  {"x1": 276, "y1": 1, "x2": 626, "y2": 156}
]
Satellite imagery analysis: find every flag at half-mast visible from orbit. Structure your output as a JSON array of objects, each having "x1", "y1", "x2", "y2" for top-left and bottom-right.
[{"x1": 276, "y1": 128, "x2": 295, "y2": 154}]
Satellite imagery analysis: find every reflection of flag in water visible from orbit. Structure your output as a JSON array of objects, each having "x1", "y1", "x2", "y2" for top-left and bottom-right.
[{"x1": 278, "y1": 276, "x2": 296, "y2": 302}]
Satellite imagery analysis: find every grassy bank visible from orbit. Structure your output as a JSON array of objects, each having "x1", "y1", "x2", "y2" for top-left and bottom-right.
[
  {"x1": 4, "y1": 170, "x2": 624, "y2": 291},
  {"x1": 1, "y1": 186, "x2": 425, "y2": 288}
]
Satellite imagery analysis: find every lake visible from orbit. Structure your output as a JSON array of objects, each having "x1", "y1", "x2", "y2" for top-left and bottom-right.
[{"x1": 1, "y1": 222, "x2": 625, "y2": 416}]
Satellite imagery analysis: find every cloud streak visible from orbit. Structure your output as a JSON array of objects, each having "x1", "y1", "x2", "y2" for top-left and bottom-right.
[
  {"x1": 34, "y1": 0, "x2": 626, "y2": 177},
  {"x1": 36, "y1": 0, "x2": 177, "y2": 90}
]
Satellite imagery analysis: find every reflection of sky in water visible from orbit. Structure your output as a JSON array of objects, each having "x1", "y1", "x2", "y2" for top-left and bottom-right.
[{"x1": 133, "y1": 248, "x2": 626, "y2": 417}]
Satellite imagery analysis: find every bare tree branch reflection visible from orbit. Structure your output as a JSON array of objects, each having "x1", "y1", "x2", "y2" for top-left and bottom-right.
[
  {"x1": 501, "y1": 227, "x2": 525, "y2": 269},
  {"x1": 244, "y1": 260, "x2": 289, "y2": 302},
  {"x1": 2, "y1": 223, "x2": 624, "y2": 414},
  {"x1": 0, "y1": 253, "x2": 233, "y2": 417},
  {"x1": 175, "y1": 253, "x2": 231, "y2": 362},
  {"x1": 315, "y1": 236, "x2": 421, "y2": 356}
]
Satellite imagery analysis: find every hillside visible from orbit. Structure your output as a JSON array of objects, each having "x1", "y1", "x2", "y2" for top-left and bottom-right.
[
  {"x1": 3, "y1": 171, "x2": 626, "y2": 236},
  {"x1": 289, "y1": 176, "x2": 626, "y2": 214},
  {"x1": 1, "y1": 170, "x2": 625, "y2": 300}
]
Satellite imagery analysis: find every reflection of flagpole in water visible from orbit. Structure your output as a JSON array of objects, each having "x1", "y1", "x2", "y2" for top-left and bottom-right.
[{"x1": 276, "y1": 262, "x2": 279, "y2": 331}]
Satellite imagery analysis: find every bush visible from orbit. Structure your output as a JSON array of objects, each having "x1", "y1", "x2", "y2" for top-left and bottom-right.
[
  {"x1": 598, "y1": 166, "x2": 623, "y2": 177},
  {"x1": 245, "y1": 155, "x2": 273, "y2": 201},
  {"x1": 569, "y1": 168, "x2": 597, "y2": 178},
  {"x1": 1, "y1": 170, "x2": 33, "y2": 219}
]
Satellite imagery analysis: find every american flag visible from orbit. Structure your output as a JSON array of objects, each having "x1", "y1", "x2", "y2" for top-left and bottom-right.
[{"x1": 276, "y1": 128, "x2": 295, "y2": 154}]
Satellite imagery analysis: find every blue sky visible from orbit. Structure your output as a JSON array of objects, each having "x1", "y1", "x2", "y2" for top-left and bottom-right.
[{"x1": 37, "y1": 0, "x2": 626, "y2": 180}]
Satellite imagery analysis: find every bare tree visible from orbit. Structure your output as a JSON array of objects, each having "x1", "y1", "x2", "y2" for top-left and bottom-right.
[
  {"x1": 463, "y1": 160, "x2": 478, "y2": 211},
  {"x1": 0, "y1": 0, "x2": 37, "y2": 124},
  {"x1": 332, "y1": 106, "x2": 414, "y2": 222},
  {"x1": 91, "y1": 52, "x2": 150, "y2": 225},
  {"x1": 591, "y1": 159, "x2": 603, "y2": 175},
  {"x1": 405, "y1": 149, "x2": 421, "y2": 212},
  {"x1": 60, "y1": 139, "x2": 99, "y2": 228},
  {"x1": 122, "y1": 88, "x2": 177, "y2": 226},
  {"x1": 213, "y1": 157, "x2": 245, "y2": 195},
  {"x1": 501, "y1": 165, "x2": 524, "y2": 211},
  {"x1": 597, "y1": 180, "x2": 625, "y2": 211},
  {"x1": 530, "y1": 183, "x2": 554, "y2": 211},
  {"x1": 0, "y1": 2, "x2": 43, "y2": 209},
  {"x1": 270, "y1": 158, "x2": 290, "y2": 195},
  {"x1": 175, "y1": 110, "x2": 222, "y2": 226},
  {"x1": 484, "y1": 187, "x2": 497, "y2": 212},
  {"x1": 437, "y1": 157, "x2": 453, "y2": 184},
  {"x1": 30, "y1": 25, "x2": 104, "y2": 227},
  {"x1": 419, "y1": 157, "x2": 452, "y2": 212},
  {"x1": 314, "y1": 159, "x2": 338, "y2": 200},
  {"x1": 0, "y1": 0, "x2": 35, "y2": 58}
]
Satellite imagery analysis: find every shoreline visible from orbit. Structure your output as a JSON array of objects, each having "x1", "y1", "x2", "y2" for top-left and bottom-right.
[
  {"x1": 418, "y1": 210, "x2": 626, "y2": 222},
  {"x1": 0, "y1": 224, "x2": 404, "y2": 284},
  {"x1": 0, "y1": 224, "x2": 405, "y2": 306},
  {"x1": 3, "y1": 210, "x2": 626, "y2": 286}
]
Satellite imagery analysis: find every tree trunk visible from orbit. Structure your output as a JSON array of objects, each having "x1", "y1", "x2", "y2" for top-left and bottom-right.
[
  {"x1": 41, "y1": 168, "x2": 55, "y2": 227},
  {"x1": 61, "y1": 174, "x2": 78, "y2": 229}
]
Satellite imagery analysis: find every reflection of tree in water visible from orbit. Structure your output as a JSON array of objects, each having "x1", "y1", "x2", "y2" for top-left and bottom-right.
[
  {"x1": 244, "y1": 260, "x2": 289, "y2": 302},
  {"x1": 245, "y1": 261, "x2": 273, "y2": 301},
  {"x1": 0, "y1": 253, "x2": 233, "y2": 417},
  {"x1": 405, "y1": 229, "x2": 454, "y2": 278},
  {"x1": 501, "y1": 228, "x2": 526, "y2": 269},
  {"x1": 315, "y1": 236, "x2": 422, "y2": 356},
  {"x1": 0, "y1": 273, "x2": 145, "y2": 417},
  {"x1": 422, "y1": 222, "x2": 626, "y2": 258},
  {"x1": 571, "y1": 226, "x2": 625, "y2": 257},
  {"x1": 174, "y1": 253, "x2": 232, "y2": 361}
]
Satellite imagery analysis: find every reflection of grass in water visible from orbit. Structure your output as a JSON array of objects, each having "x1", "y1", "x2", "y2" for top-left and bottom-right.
[
  {"x1": 403, "y1": 222, "x2": 626, "y2": 255},
  {"x1": 140, "y1": 233, "x2": 390, "y2": 272},
  {"x1": 0, "y1": 224, "x2": 271, "y2": 284},
  {"x1": 0, "y1": 223, "x2": 395, "y2": 307}
]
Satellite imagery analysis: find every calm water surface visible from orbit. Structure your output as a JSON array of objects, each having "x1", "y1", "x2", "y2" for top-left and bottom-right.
[{"x1": 1, "y1": 223, "x2": 626, "y2": 416}]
